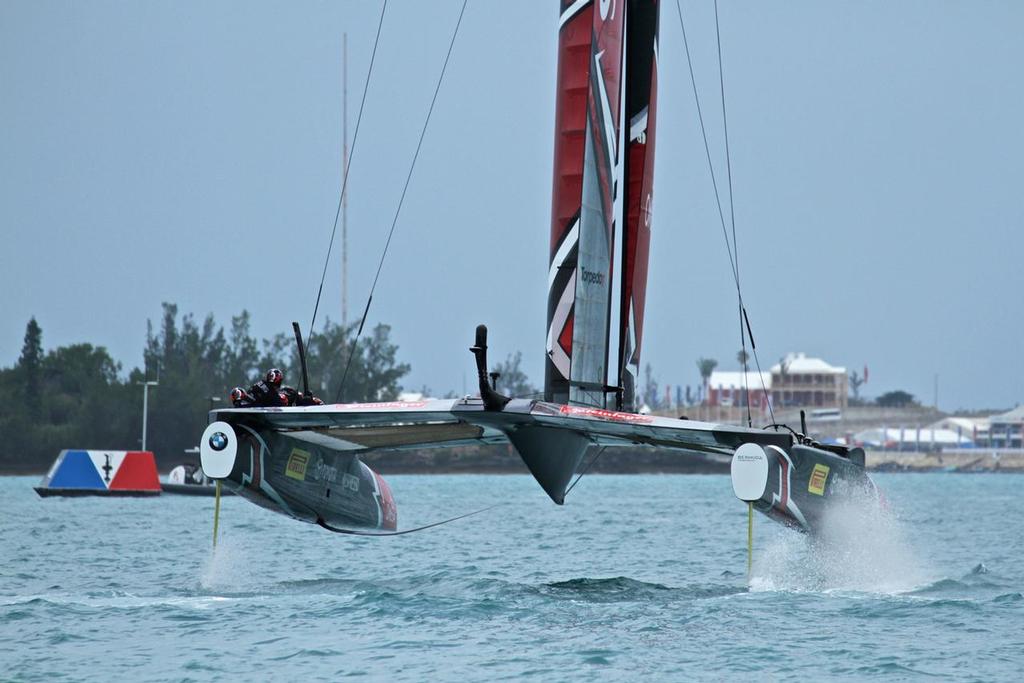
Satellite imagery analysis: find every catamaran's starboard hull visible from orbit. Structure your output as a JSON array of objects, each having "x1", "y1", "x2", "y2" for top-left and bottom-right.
[{"x1": 731, "y1": 442, "x2": 875, "y2": 533}]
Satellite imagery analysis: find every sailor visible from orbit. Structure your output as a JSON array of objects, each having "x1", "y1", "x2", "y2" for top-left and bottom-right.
[
  {"x1": 230, "y1": 386, "x2": 256, "y2": 408},
  {"x1": 248, "y1": 368, "x2": 289, "y2": 407},
  {"x1": 238, "y1": 369, "x2": 323, "y2": 407},
  {"x1": 295, "y1": 391, "x2": 324, "y2": 406},
  {"x1": 279, "y1": 382, "x2": 324, "y2": 406}
]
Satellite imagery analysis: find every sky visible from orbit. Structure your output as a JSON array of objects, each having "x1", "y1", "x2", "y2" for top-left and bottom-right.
[{"x1": 2, "y1": 0, "x2": 1022, "y2": 412}]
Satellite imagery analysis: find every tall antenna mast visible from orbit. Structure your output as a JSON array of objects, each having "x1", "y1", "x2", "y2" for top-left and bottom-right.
[{"x1": 341, "y1": 32, "x2": 349, "y2": 328}]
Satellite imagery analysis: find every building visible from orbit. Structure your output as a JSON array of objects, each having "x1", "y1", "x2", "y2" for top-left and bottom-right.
[
  {"x1": 989, "y1": 406, "x2": 1024, "y2": 449},
  {"x1": 854, "y1": 427, "x2": 973, "y2": 451},
  {"x1": 928, "y1": 416, "x2": 990, "y2": 447},
  {"x1": 769, "y1": 352, "x2": 848, "y2": 410},
  {"x1": 707, "y1": 371, "x2": 772, "y2": 409}
]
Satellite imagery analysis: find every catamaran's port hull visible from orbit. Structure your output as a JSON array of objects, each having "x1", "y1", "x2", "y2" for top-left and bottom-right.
[{"x1": 201, "y1": 420, "x2": 397, "y2": 531}]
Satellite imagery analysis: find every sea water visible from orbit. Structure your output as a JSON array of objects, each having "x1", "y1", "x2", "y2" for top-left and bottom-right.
[{"x1": 1, "y1": 473, "x2": 1022, "y2": 681}]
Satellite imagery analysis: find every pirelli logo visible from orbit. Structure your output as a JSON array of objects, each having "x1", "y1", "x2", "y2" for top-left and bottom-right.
[
  {"x1": 285, "y1": 449, "x2": 309, "y2": 481},
  {"x1": 808, "y1": 463, "x2": 830, "y2": 496}
]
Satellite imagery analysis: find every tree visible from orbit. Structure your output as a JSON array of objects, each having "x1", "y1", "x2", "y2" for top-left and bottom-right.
[
  {"x1": 696, "y1": 357, "x2": 717, "y2": 403},
  {"x1": 1, "y1": 319, "x2": 137, "y2": 472},
  {"x1": 0, "y1": 307, "x2": 414, "y2": 473},
  {"x1": 876, "y1": 390, "x2": 916, "y2": 408},
  {"x1": 223, "y1": 311, "x2": 261, "y2": 385},
  {"x1": 849, "y1": 370, "x2": 865, "y2": 401},
  {"x1": 142, "y1": 303, "x2": 232, "y2": 463},
  {"x1": 642, "y1": 362, "x2": 659, "y2": 409},
  {"x1": 19, "y1": 318, "x2": 43, "y2": 419},
  {"x1": 304, "y1": 319, "x2": 410, "y2": 403},
  {"x1": 736, "y1": 348, "x2": 749, "y2": 368},
  {"x1": 492, "y1": 351, "x2": 537, "y2": 398}
]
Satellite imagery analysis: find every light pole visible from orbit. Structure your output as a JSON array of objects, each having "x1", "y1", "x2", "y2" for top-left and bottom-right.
[{"x1": 137, "y1": 380, "x2": 158, "y2": 452}]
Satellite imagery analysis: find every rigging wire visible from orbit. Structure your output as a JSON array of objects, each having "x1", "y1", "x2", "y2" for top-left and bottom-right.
[
  {"x1": 309, "y1": 0, "x2": 389, "y2": 344},
  {"x1": 317, "y1": 504, "x2": 498, "y2": 536},
  {"x1": 564, "y1": 446, "x2": 608, "y2": 498},
  {"x1": 675, "y1": 0, "x2": 739, "y2": 293},
  {"x1": 675, "y1": 0, "x2": 774, "y2": 427},
  {"x1": 712, "y1": 0, "x2": 751, "y2": 428},
  {"x1": 286, "y1": 488, "x2": 497, "y2": 537},
  {"x1": 335, "y1": 0, "x2": 469, "y2": 403}
]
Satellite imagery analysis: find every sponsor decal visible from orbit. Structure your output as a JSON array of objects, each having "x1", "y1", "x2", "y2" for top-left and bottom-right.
[
  {"x1": 342, "y1": 473, "x2": 359, "y2": 493},
  {"x1": 314, "y1": 457, "x2": 338, "y2": 483},
  {"x1": 580, "y1": 266, "x2": 605, "y2": 286},
  {"x1": 335, "y1": 401, "x2": 428, "y2": 410},
  {"x1": 285, "y1": 448, "x2": 309, "y2": 481},
  {"x1": 808, "y1": 463, "x2": 830, "y2": 496},
  {"x1": 559, "y1": 405, "x2": 654, "y2": 424}
]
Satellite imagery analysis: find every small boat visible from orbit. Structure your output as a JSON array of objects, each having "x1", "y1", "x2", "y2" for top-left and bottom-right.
[
  {"x1": 160, "y1": 448, "x2": 235, "y2": 496},
  {"x1": 162, "y1": 461, "x2": 234, "y2": 496}
]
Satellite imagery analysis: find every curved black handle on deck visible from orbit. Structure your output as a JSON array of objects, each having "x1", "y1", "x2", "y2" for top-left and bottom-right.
[
  {"x1": 469, "y1": 324, "x2": 510, "y2": 411},
  {"x1": 292, "y1": 322, "x2": 311, "y2": 397}
]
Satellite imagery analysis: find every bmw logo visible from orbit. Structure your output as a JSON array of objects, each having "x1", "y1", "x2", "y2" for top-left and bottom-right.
[{"x1": 209, "y1": 432, "x2": 229, "y2": 451}]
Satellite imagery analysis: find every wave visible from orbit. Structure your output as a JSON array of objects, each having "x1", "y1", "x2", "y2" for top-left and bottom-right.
[{"x1": 542, "y1": 576, "x2": 744, "y2": 602}]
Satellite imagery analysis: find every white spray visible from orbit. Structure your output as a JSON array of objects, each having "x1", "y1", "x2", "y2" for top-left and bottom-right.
[{"x1": 750, "y1": 479, "x2": 933, "y2": 594}]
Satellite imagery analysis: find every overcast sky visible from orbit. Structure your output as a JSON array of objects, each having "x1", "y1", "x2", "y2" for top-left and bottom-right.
[{"x1": 2, "y1": 1, "x2": 1021, "y2": 411}]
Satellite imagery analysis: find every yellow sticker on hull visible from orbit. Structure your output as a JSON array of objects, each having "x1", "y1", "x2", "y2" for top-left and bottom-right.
[
  {"x1": 285, "y1": 449, "x2": 309, "y2": 481},
  {"x1": 808, "y1": 463, "x2": 829, "y2": 496}
]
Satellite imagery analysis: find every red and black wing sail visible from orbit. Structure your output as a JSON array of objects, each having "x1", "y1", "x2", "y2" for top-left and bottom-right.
[
  {"x1": 546, "y1": 0, "x2": 594, "y2": 405},
  {"x1": 546, "y1": 0, "x2": 626, "y2": 408}
]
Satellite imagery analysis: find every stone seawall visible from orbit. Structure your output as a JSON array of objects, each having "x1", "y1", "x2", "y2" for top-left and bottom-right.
[{"x1": 867, "y1": 450, "x2": 1024, "y2": 472}]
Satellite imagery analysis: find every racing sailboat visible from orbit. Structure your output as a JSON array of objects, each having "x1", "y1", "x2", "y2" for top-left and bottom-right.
[{"x1": 200, "y1": 0, "x2": 875, "y2": 534}]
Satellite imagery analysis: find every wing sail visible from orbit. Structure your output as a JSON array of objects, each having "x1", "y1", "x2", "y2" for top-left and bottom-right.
[{"x1": 546, "y1": 0, "x2": 595, "y2": 405}]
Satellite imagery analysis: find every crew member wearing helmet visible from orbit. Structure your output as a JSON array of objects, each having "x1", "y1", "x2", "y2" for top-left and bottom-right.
[
  {"x1": 248, "y1": 368, "x2": 289, "y2": 407},
  {"x1": 231, "y1": 368, "x2": 324, "y2": 408},
  {"x1": 229, "y1": 386, "x2": 255, "y2": 407}
]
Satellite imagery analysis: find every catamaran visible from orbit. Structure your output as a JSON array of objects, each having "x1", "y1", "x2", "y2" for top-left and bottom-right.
[{"x1": 199, "y1": 0, "x2": 876, "y2": 536}]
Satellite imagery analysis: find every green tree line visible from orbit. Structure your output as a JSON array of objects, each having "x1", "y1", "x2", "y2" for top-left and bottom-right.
[{"x1": 0, "y1": 304, "x2": 410, "y2": 473}]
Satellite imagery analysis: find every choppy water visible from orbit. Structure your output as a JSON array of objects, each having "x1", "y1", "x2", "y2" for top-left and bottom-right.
[{"x1": 2, "y1": 473, "x2": 1022, "y2": 681}]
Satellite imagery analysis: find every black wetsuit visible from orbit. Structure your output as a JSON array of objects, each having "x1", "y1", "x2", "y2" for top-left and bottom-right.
[
  {"x1": 249, "y1": 380, "x2": 287, "y2": 407},
  {"x1": 280, "y1": 386, "x2": 323, "y2": 406},
  {"x1": 231, "y1": 388, "x2": 256, "y2": 408},
  {"x1": 232, "y1": 383, "x2": 320, "y2": 407}
]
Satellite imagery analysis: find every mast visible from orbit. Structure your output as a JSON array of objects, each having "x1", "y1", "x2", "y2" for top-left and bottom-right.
[
  {"x1": 342, "y1": 32, "x2": 349, "y2": 328},
  {"x1": 617, "y1": 0, "x2": 660, "y2": 412}
]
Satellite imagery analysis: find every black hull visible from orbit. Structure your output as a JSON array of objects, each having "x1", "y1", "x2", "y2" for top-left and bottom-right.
[
  {"x1": 201, "y1": 419, "x2": 397, "y2": 531},
  {"x1": 34, "y1": 488, "x2": 161, "y2": 498},
  {"x1": 733, "y1": 443, "x2": 875, "y2": 533}
]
